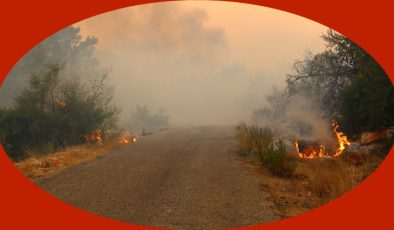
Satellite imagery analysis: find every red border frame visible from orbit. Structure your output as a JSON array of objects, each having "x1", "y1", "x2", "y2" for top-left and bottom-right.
[{"x1": 0, "y1": 0, "x2": 393, "y2": 229}]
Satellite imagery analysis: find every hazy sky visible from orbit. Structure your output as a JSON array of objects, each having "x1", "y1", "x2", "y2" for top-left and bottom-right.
[{"x1": 76, "y1": 1, "x2": 328, "y2": 126}]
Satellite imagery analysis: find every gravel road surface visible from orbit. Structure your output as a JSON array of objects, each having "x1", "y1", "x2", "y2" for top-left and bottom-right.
[{"x1": 37, "y1": 126, "x2": 278, "y2": 229}]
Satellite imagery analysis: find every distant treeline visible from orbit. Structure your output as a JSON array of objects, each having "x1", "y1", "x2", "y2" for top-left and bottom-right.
[{"x1": 128, "y1": 105, "x2": 169, "y2": 134}]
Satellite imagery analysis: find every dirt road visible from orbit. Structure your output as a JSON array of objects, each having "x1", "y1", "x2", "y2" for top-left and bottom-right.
[{"x1": 37, "y1": 126, "x2": 278, "y2": 229}]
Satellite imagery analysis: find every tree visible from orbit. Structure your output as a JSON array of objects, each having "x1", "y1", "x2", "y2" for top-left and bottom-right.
[
  {"x1": 286, "y1": 51, "x2": 352, "y2": 115},
  {"x1": 339, "y1": 56, "x2": 394, "y2": 134},
  {"x1": 0, "y1": 65, "x2": 119, "y2": 160},
  {"x1": 256, "y1": 29, "x2": 393, "y2": 138},
  {"x1": 129, "y1": 105, "x2": 169, "y2": 133},
  {"x1": 0, "y1": 26, "x2": 98, "y2": 106},
  {"x1": 286, "y1": 30, "x2": 394, "y2": 135},
  {"x1": 286, "y1": 30, "x2": 372, "y2": 116}
]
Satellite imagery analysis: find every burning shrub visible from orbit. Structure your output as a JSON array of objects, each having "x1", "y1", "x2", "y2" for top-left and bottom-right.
[
  {"x1": 295, "y1": 120, "x2": 351, "y2": 159},
  {"x1": 261, "y1": 141, "x2": 297, "y2": 178}
]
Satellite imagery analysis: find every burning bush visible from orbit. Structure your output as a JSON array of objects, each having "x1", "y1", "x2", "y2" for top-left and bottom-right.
[{"x1": 294, "y1": 120, "x2": 351, "y2": 159}]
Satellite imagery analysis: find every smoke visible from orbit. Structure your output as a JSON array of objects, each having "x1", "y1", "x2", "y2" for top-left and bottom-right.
[
  {"x1": 0, "y1": 27, "x2": 99, "y2": 106},
  {"x1": 284, "y1": 95, "x2": 335, "y2": 146},
  {"x1": 78, "y1": 3, "x2": 228, "y2": 60},
  {"x1": 253, "y1": 88, "x2": 336, "y2": 148},
  {"x1": 77, "y1": 3, "x2": 279, "y2": 126},
  {"x1": 2, "y1": 1, "x2": 328, "y2": 128}
]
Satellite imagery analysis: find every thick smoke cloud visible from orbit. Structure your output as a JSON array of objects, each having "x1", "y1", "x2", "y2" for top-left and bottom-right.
[
  {"x1": 2, "y1": 1, "x2": 328, "y2": 128},
  {"x1": 77, "y1": 3, "x2": 278, "y2": 126},
  {"x1": 79, "y1": 4, "x2": 228, "y2": 60}
]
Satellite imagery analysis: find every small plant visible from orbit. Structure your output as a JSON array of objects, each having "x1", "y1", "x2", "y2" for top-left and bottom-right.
[
  {"x1": 23, "y1": 141, "x2": 56, "y2": 158},
  {"x1": 235, "y1": 123, "x2": 273, "y2": 158},
  {"x1": 261, "y1": 141, "x2": 297, "y2": 178}
]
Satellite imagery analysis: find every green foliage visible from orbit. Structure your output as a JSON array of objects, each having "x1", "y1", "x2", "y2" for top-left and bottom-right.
[
  {"x1": 261, "y1": 141, "x2": 297, "y2": 178},
  {"x1": 0, "y1": 65, "x2": 119, "y2": 161},
  {"x1": 322, "y1": 29, "x2": 367, "y2": 73},
  {"x1": 339, "y1": 58, "x2": 394, "y2": 135},
  {"x1": 285, "y1": 29, "x2": 393, "y2": 135}
]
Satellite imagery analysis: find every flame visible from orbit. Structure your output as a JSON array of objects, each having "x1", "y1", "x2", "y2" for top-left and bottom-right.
[
  {"x1": 119, "y1": 136, "x2": 130, "y2": 144},
  {"x1": 85, "y1": 129, "x2": 102, "y2": 143},
  {"x1": 296, "y1": 141, "x2": 326, "y2": 159},
  {"x1": 295, "y1": 120, "x2": 351, "y2": 159},
  {"x1": 58, "y1": 99, "x2": 66, "y2": 109},
  {"x1": 118, "y1": 131, "x2": 138, "y2": 144},
  {"x1": 332, "y1": 120, "x2": 351, "y2": 157},
  {"x1": 94, "y1": 129, "x2": 102, "y2": 142}
]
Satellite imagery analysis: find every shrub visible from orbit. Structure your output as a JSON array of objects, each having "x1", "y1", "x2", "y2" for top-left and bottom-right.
[
  {"x1": 0, "y1": 65, "x2": 119, "y2": 161},
  {"x1": 261, "y1": 141, "x2": 297, "y2": 178},
  {"x1": 235, "y1": 123, "x2": 273, "y2": 157}
]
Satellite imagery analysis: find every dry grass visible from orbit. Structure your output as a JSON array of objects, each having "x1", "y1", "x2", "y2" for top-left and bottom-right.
[
  {"x1": 298, "y1": 155, "x2": 383, "y2": 205},
  {"x1": 243, "y1": 154, "x2": 384, "y2": 219},
  {"x1": 244, "y1": 162, "x2": 316, "y2": 219},
  {"x1": 15, "y1": 141, "x2": 124, "y2": 179},
  {"x1": 235, "y1": 123, "x2": 386, "y2": 219},
  {"x1": 236, "y1": 123, "x2": 296, "y2": 177},
  {"x1": 298, "y1": 159, "x2": 355, "y2": 204},
  {"x1": 235, "y1": 122, "x2": 273, "y2": 158}
]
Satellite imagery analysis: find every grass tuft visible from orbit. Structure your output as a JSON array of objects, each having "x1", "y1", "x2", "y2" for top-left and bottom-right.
[
  {"x1": 261, "y1": 141, "x2": 297, "y2": 178},
  {"x1": 235, "y1": 122, "x2": 273, "y2": 157}
]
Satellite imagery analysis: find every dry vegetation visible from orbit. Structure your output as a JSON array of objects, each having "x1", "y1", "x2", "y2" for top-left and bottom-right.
[
  {"x1": 247, "y1": 155, "x2": 384, "y2": 219},
  {"x1": 236, "y1": 122, "x2": 273, "y2": 159},
  {"x1": 236, "y1": 123, "x2": 385, "y2": 219},
  {"x1": 15, "y1": 141, "x2": 123, "y2": 179}
]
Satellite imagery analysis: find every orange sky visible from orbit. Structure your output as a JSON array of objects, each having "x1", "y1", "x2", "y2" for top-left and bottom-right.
[
  {"x1": 75, "y1": 1, "x2": 329, "y2": 125},
  {"x1": 77, "y1": 1, "x2": 327, "y2": 77}
]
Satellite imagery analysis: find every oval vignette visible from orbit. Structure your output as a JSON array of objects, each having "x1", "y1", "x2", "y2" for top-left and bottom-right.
[{"x1": 0, "y1": 0, "x2": 392, "y2": 230}]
